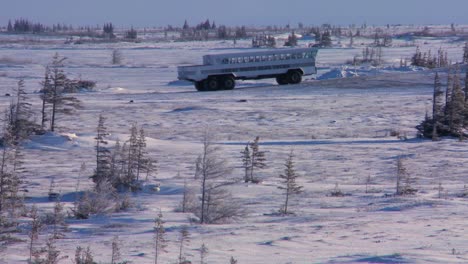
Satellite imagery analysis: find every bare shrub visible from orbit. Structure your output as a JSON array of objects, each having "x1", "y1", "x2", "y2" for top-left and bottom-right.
[
  {"x1": 111, "y1": 49, "x2": 123, "y2": 65},
  {"x1": 74, "y1": 246, "x2": 94, "y2": 264},
  {"x1": 71, "y1": 181, "x2": 119, "y2": 219},
  {"x1": 192, "y1": 131, "x2": 245, "y2": 224},
  {"x1": 330, "y1": 183, "x2": 345, "y2": 197}
]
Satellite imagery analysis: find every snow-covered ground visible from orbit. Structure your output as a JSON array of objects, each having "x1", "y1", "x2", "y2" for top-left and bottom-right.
[{"x1": 1, "y1": 28, "x2": 468, "y2": 263}]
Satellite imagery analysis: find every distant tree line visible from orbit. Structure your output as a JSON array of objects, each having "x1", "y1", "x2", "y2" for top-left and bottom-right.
[{"x1": 6, "y1": 18, "x2": 75, "y2": 33}]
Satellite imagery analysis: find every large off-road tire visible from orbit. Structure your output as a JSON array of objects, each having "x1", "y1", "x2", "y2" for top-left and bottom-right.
[
  {"x1": 222, "y1": 76, "x2": 236, "y2": 90},
  {"x1": 288, "y1": 70, "x2": 302, "y2": 84},
  {"x1": 204, "y1": 77, "x2": 219, "y2": 91},
  {"x1": 194, "y1": 81, "x2": 205, "y2": 91},
  {"x1": 276, "y1": 75, "x2": 289, "y2": 85}
]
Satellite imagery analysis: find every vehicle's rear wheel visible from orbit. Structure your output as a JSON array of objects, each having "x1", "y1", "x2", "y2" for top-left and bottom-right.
[
  {"x1": 276, "y1": 75, "x2": 289, "y2": 85},
  {"x1": 222, "y1": 76, "x2": 236, "y2": 90},
  {"x1": 204, "y1": 77, "x2": 219, "y2": 91},
  {"x1": 288, "y1": 70, "x2": 302, "y2": 84}
]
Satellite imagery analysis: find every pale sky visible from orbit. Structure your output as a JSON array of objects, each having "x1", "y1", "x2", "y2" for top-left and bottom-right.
[{"x1": 2, "y1": 0, "x2": 468, "y2": 27}]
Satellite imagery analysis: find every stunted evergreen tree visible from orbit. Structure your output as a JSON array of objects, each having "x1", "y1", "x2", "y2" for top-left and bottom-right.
[
  {"x1": 395, "y1": 156, "x2": 417, "y2": 195},
  {"x1": 240, "y1": 144, "x2": 251, "y2": 183},
  {"x1": 320, "y1": 31, "x2": 332, "y2": 47},
  {"x1": 111, "y1": 49, "x2": 123, "y2": 65},
  {"x1": 50, "y1": 197, "x2": 67, "y2": 239},
  {"x1": 136, "y1": 127, "x2": 147, "y2": 181},
  {"x1": 110, "y1": 140, "x2": 123, "y2": 184},
  {"x1": 42, "y1": 237, "x2": 65, "y2": 264},
  {"x1": 395, "y1": 157, "x2": 405, "y2": 195},
  {"x1": 154, "y1": 210, "x2": 168, "y2": 264},
  {"x1": 74, "y1": 246, "x2": 94, "y2": 264},
  {"x1": 183, "y1": 20, "x2": 189, "y2": 30},
  {"x1": 92, "y1": 114, "x2": 112, "y2": 188},
  {"x1": 7, "y1": 20, "x2": 13, "y2": 32},
  {"x1": 40, "y1": 67, "x2": 52, "y2": 130},
  {"x1": 49, "y1": 53, "x2": 67, "y2": 132},
  {"x1": 178, "y1": 226, "x2": 190, "y2": 264},
  {"x1": 463, "y1": 42, "x2": 468, "y2": 64},
  {"x1": 465, "y1": 70, "x2": 468, "y2": 103},
  {"x1": 278, "y1": 150, "x2": 303, "y2": 215},
  {"x1": 0, "y1": 112, "x2": 25, "y2": 229},
  {"x1": 9, "y1": 79, "x2": 36, "y2": 142},
  {"x1": 249, "y1": 136, "x2": 266, "y2": 183},
  {"x1": 432, "y1": 73, "x2": 445, "y2": 140},
  {"x1": 48, "y1": 53, "x2": 81, "y2": 132},
  {"x1": 28, "y1": 205, "x2": 42, "y2": 263},
  {"x1": 111, "y1": 236, "x2": 121, "y2": 264},
  {"x1": 124, "y1": 123, "x2": 139, "y2": 188},
  {"x1": 199, "y1": 243, "x2": 208, "y2": 264},
  {"x1": 446, "y1": 72, "x2": 465, "y2": 135}
]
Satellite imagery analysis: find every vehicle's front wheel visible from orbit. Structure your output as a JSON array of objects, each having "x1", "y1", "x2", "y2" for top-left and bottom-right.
[{"x1": 288, "y1": 70, "x2": 302, "y2": 84}]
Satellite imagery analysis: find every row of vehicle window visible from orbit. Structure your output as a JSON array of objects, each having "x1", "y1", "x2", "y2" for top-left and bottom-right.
[
  {"x1": 220, "y1": 51, "x2": 314, "y2": 64},
  {"x1": 201, "y1": 62, "x2": 315, "y2": 75}
]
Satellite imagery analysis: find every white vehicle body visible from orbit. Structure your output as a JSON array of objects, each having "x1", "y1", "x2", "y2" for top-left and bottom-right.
[{"x1": 177, "y1": 47, "x2": 318, "y2": 91}]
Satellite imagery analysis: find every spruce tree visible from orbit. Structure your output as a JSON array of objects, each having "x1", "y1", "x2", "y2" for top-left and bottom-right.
[
  {"x1": 125, "y1": 123, "x2": 139, "y2": 189},
  {"x1": 7, "y1": 20, "x2": 13, "y2": 32},
  {"x1": 278, "y1": 150, "x2": 303, "y2": 215},
  {"x1": 111, "y1": 49, "x2": 123, "y2": 65},
  {"x1": 51, "y1": 197, "x2": 67, "y2": 239},
  {"x1": 183, "y1": 20, "x2": 189, "y2": 30},
  {"x1": 465, "y1": 70, "x2": 468, "y2": 104},
  {"x1": 199, "y1": 243, "x2": 208, "y2": 264},
  {"x1": 154, "y1": 210, "x2": 167, "y2": 264},
  {"x1": 240, "y1": 144, "x2": 251, "y2": 183},
  {"x1": 0, "y1": 112, "x2": 24, "y2": 219},
  {"x1": 136, "y1": 127, "x2": 147, "y2": 182},
  {"x1": 28, "y1": 205, "x2": 42, "y2": 263},
  {"x1": 111, "y1": 236, "x2": 121, "y2": 264},
  {"x1": 93, "y1": 114, "x2": 112, "y2": 189},
  {"x1": 445, "y1": 69, "x2": 453, "y2": 116},
  {"x1": 49, "y1": 53, "x2": 67, "y2": 132},
  {"x1": 110, "y1": 140, "x2": 123, "y2": 185},
  {"x1": 48, "y1": 53, "x2": 81, "y2": 132},
  {"x1": 10, "y1": 79, "x2": 35, "y2": 142},
  {"x1": 74, "y1": 246, "x2": 94, "y2": 264},
  {"x1": 43, "y1": 237, "x2": 64, "y2": 264},
  {"x1": 396, "y1": 156, "x2": 417, "y2": 195},
  {"x1": 249, "y1": 136, "x2": 266, "y2": 183},
  {"x1": 321, "y1": 31, "x2": 332, "y2": 47},
  {"x1": 463, "y1": 42, "x2": 468, "y2": 64},
  {"x1": 39, "y1": 67, "x2": 52, "y2": 130},
  {"x1": 448, "y1": 72, "x2": 465, "y2": 135},
  {"x1": 432, "y1": 73, "x2": 444, "y2": 140},
  {"x1": 178, "y1": 226, "x2": 190, "y2": 264}
]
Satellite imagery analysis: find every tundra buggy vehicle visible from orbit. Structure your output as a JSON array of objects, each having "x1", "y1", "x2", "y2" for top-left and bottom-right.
[{"x1": 177, "y1": 47, "x2": 318, "y2": 91}]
